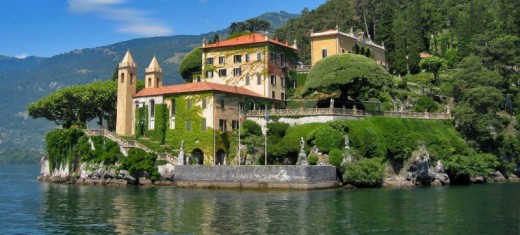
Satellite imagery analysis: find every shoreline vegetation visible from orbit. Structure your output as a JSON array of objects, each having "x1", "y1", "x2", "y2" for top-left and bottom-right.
[{"x1": 37, "y1": 117, "x2": 520, "y2": 189}]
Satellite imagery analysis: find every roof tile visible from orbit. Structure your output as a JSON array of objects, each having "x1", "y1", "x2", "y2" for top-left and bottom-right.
[{"x1": 134, "y1": 81, "x2": 267, "y2": 99}]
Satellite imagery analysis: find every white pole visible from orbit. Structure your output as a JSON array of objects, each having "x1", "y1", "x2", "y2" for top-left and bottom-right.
[
  {"x1": 238, "y1": 110, "x2": 241, "y2": 166},
  {"x1": 264, "y1": 104, "x2": 267, "y2": 166}
]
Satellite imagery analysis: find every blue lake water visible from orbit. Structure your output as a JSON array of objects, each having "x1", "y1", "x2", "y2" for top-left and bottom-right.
[{"x1": 1, "y1": 164, "x2": 519, "y2": 234}]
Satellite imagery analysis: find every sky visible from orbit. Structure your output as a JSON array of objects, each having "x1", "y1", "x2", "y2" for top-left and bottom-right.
[{"x1": 0, "y1": 0, "x2": 326, "y2": 58}]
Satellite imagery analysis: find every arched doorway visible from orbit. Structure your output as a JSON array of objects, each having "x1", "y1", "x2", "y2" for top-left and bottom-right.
[
  {"x1": 191, "y1": 149, "x2": 204, "y2": 165},
  {"x1": 216, "y1": 149, "x2": 226, "y2": 165}
]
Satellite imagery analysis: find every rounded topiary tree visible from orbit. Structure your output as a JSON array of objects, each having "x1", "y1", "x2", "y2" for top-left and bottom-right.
[
  {"x1": 179, "y1": 48, "x2": 202, "y2": 82},
  {"x1": 303, "y1": 54, "x2": 392, "y2": 104}
]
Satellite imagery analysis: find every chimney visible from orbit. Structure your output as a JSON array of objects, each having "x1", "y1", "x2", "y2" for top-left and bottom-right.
[
  {"x1": 293, "y1": 40, "x2": 297, "y2": 50},
  {"x1": 264, "y1": 31, "x2": 269, "y2": 40},
  {"x1": 202, "y1": 38, "x2": 207, "y2": 47}
]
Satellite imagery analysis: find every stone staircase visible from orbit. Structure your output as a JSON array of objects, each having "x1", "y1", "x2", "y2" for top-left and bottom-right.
[{"x1": 84, "y1": 129, "x2": 176, "y2": 164}]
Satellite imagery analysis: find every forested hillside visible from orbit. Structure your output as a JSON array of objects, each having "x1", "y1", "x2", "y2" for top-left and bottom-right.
[{"x1": 276, "y1": 0, "x2": 520, "y2": 176}]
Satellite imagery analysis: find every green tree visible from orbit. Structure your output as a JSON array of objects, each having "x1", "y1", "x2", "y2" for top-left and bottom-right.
[
  {"x1": 303, "y1": 53, "x2": 393, "y2": 105},
  {"x1": 444, "y1": 153, "x2": 500, "y2": 184},
  {"x1": 420, "y1": 56, "x2": 446, "y2": 85},
  {"x1": 28, "y1": 80, "x2": 119, "y2": 129},
  {"x1": 179, "y1": 48, "x2": 202, "y2": 82}
]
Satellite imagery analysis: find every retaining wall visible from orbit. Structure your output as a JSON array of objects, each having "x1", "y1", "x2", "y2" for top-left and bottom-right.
[{"x1": 173, "y1": 165, "x2": 338, "y2": 190}]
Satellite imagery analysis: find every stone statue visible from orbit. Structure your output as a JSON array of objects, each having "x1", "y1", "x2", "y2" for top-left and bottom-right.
[
  {"x1": 297, "y1": 137, "x2": 308, "y2": 166},
  {"x1": 344, "y1": 134, "x2": 350, "y2": 148},
  {"x1": 177, "y1": 140, "x2": 185, "y2": 165}
]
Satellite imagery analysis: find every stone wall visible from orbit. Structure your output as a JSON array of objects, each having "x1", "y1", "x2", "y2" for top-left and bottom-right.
[{"x1": 173, "y1": 165, "x2": 338, "y2": 189}]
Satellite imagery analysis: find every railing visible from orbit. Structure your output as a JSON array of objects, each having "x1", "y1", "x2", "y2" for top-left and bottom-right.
[
  {"x1": 84, "y1": 129, "x2": 162, "y2": 156},
  {"x1": 246, "y1": 108, "x2": 451, "y2": 120}
]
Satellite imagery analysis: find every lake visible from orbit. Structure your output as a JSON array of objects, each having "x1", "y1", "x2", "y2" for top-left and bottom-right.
[{"x1": 1, "y1": 164, "x2": 519, "y2": 234}]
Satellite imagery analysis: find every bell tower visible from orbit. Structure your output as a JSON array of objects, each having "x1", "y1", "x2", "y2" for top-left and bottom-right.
[
  {"x1": 116, "y1": 50, "x2": 137, "y2": 136},
  {"x1": 145, "y1": 55, "x2": 163, "y2": 88}
]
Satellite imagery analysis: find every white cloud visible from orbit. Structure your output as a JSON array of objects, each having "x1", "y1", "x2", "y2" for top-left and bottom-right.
[
  {"x1": 15, "y1": 53, "x2": 28, "y2": 59},
  {"x1": 67, "y1": 0, "x2": 172, "y2": 37}
]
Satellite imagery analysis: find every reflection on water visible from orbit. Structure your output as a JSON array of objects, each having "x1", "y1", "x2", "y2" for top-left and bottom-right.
[{"x1": 1, "y1": 165, "x2": 519, "y2": 234}]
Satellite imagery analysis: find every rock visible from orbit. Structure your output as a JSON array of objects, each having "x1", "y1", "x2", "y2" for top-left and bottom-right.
[
  {"x1": 486, "y1": 171, "x2": 506, "y2": 182},
  {"x1": 138, "y1": 177, "x2": 153, "y2": 186},
  {"x1": 470, "y1": 176, "x2": 485, "y2": 184},
  {"x1": 158, "y1": 163, "x2": 175, "y2": 181},
  {"x1": 123, "y1": 174, "x2": 136, "y2": 184},
  {"x1": 103, "y1": 168, "x2": 116, "y2": 179},
  {"x1": 343, "y1": 184, "x2": 356, "y2": 189},
  {"x1": 435, "y1": 160, "x2": 445, "y2": 173}
]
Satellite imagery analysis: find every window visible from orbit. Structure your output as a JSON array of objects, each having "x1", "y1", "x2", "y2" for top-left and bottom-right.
[
  {"x1": 257, "y1": 52, "x2": 262, "y2": 61},
  {"x1": 187, "y1": 120, "x2": 192, "y2": 132},
  {"x1": 206, "y1": 70, "x2": 213, "y2": 78},
  {"x1": 281, "y1": 77, "x2": 285, "y2": 87},
  {"x1": 245, "y1": 54, "x2": 250, "y2": 62},
  {"x1": 341, "y1": 48, "x2": 346, "y2": 53},
  {"x1": 322, "y1": 49, "x2": 328, "y2": 58},
  {"x1": 202, "y1": 118, "x2": 207, "y2": 131},
  {"x1": 270, "y1": 52, "x2": 276, "y2": 61},
  {"x1": 270, "y1": 75, "x2": 276, "y2": 85},
  {"x1": 220, "y1": 99, "x2": 225, "y2": 112},
  {"x1": 196, "y1": 76, "x2": 201, "y2": 82},
  {"x1": 257, "y1": 74, "x2": 262, "y2": 85},
  {"x1": 202, "y1": 99, "x2": 207, "y2": 109},
  {"x1": 238, "y1": 102, "x2": 244, "y2": 112},
  {"x1": 280, "y1": 53, "x2": 286, "y2": 66},
  {"x1": 206, "y1": 57, "x2": 214, "y2": 65},
  {"x1": 149, "y1": 99, "x2": 155, "y2": 130},
  {"x1": 232, "y1": 120, "x2": 239, "y2": 131},
  {"x1": 245, "y1": 75, "x2": 250, "y2": 85},
  {"x1": 219, "y1": 119, "x2": 227, "y2": 132},
  {"x1": 150, "y1": 100, "x2": 155, "y2": 117},
  {"x1": 130, "y1": 73, "x2": 134, "y2": 85},
  {"x1": 218, "y1": 56, "x2": 225, "y2": 65},
  {"x1": 233, "y1": 67, "x2": 241, "y2": 76},
  {"x1": 219, "y1": 69, "x2": 227, "y2": 77},
  {"x1": 170, "y1": 101, "x2": 176, "y2": 116},
  {"x1": 272, "y1": 91, "x2": 276, "y2": 99},
  {"x1": 281, "y1": 92, "x2": 285, "y2": 101},
  {"x1": 187, "y1": 100, "x2": 192, "y2": 109},
  {"x1": 120, "y1": 73, "x2": 125, "y2": 83},
  {"x1": 233, "y1": 54, "x2": 242, "y2": 63},
  {"x1": 170, "y1": 100, "x2": 175, "y2": 129}
]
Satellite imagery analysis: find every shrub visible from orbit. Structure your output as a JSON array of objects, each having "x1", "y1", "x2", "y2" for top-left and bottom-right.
[
  {"x1": 267, "y1": 122, "x2": 289, "y2": 138},
  {"x1": 308, "y1": 153, "x2": 319, "y2": 165},
  {"x1": 118, "y1": 149, "x2": 160, "y2": 181},
  {"x1": 310, "y1": 125, "x2": 344, "y2": 153},
  {"x1": 444, "y1": 153, "x2": 500, "y2": 184},
  {"x1": 241, "y1": 120, "x2": 262, "y2": 137},
  {"x1": 342, "y1": 158, "x2": 385, "y2": 187},
  {"x1": 328, "y1": 148, "x2": 343, "y2": 167},
  {"x1": 413, "y1": 96, "x2": 439, "y2": 112}
]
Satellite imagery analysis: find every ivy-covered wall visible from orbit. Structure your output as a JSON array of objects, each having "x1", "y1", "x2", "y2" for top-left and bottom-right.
[
  {"x1": 135, "y1": 104, "x2": 167, "y2": 144},
  {"x1": 165, "y1": 93, "x2": 225, "y2": 165}
]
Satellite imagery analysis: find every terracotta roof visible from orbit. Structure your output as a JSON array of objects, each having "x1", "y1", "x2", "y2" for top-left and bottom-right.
[
  {"x1": 202, "y1": 33, "x2": 297, "y2": 50},
  {"x1": 134, "y1": 81, "x2": 266, "y2": 99}
]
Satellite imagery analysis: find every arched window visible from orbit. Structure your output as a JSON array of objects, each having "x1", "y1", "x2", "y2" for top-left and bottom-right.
[
  {"x1": 130, "y1": 73, "x2": 134, "y2": 84},
  {"x1": 120, "y1": 73, "x2": 125, "y2": 83},
  {"x1": 150, "y1": 99, "x2": 155, "y2": 117},
  {"x1": 149, "y1": 99, "x2": 155, "y2": 130},
  {"x1": 148, "y1": 77, "x2": 152, "y2": 87}
]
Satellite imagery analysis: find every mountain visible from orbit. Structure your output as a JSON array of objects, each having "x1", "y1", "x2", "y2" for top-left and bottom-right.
[{"x1": 0, "y1": 11, "x2": 299, "y2": 163}]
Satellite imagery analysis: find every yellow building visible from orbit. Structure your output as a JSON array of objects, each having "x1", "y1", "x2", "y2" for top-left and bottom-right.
[
  {"x1": 116, "y1": 49, "x2": 274, "y2": 165},
  {"x1": 200, "y1": 33, "x2": 298, "y2": 101},
  {"x1": 310, "y1": 27, "x2": 387, "y2": 68}
]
